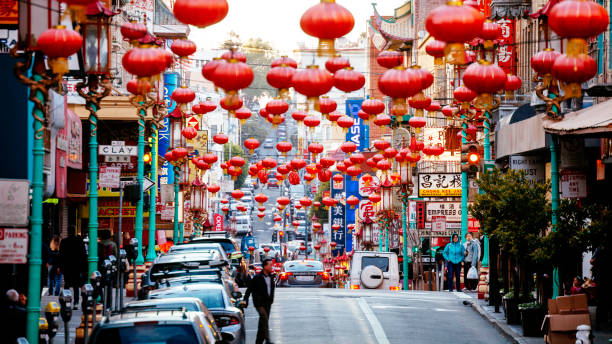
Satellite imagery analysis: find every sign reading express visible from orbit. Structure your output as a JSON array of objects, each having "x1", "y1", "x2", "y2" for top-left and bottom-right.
[
  {"x1": 418, "y1": 173, "x2": 462, "y2": 197},
  {"x1": 426, "y1": 202, "x2": 464, "y2": 222}
]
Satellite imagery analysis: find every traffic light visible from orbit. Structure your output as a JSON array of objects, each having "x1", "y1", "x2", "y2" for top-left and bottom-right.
[{"x1": 461, "y1": 142, "x2": 481, "y2": 173}]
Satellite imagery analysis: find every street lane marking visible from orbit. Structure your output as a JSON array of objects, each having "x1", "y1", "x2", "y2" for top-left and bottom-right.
[{"x1": 358, "y1": 298, "x2": 390, "y2": 344}]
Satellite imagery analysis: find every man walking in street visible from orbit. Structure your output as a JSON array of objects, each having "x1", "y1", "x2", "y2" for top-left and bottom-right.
[
  {"x1": 241, "y1": 258, "x2": 275, "y2": 344},
  {"x1": 443, "y1": 233, "x2": 465, "y2": 292},
  {"x1": 60, "y1": 225, "x2": 88, "y2": 309}
]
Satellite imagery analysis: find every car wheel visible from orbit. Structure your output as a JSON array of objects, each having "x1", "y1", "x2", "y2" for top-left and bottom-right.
[{"x1": 360, "y1": 265, "x2": 384, "y2": 289}]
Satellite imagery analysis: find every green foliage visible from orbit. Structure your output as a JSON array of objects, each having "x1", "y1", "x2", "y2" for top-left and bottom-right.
[
  {"x1": 223, "y1": 143, "x2": 247, "y2": 189},
  {"x1": 220, "y1": 31, "x2": 276, "y2": 108},
  {"x1": 469, "y1": 169, "x2": 550, "y2": 259},
  {"x1": 578, "y1": 205, "x2": 612, "y2": 252},
  {"x1": 518, "y1": 302, "x2": 545, "y2": 310},
  {"x1": 240, "y1": 116, "x2": 268, "y2": 145},
  {"x1": 532, "y1": 199, "x2": 589, "y2": 266},
  {"x1": 309, "y1": 181, "x2": 330, "y2": 223}
]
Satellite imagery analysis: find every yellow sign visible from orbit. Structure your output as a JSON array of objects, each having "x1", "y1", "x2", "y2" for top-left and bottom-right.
[{"x1": 419, "y1": 189, "x2": 462, "y2": 197}]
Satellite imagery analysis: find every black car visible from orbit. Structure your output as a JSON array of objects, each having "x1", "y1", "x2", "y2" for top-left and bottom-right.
[
  {"x1": 277, "y1": 260, "x2": 331, "y2": 288},
  {"x1": 147, "y1": 283, "x2": 246, "y2": 344}
]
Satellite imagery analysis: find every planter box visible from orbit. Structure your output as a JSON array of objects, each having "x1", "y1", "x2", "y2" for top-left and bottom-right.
[
  {"x1": 503, "y1": 298, "x2": 521, "y2": 324},
  {"x1": 520, "y1": 307, "x2": 546, "y2": 337}
]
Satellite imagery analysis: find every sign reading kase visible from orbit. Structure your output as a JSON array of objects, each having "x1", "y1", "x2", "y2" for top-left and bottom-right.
[{"x1": 0, "y1": 228, "x2": 28, "y2": 264}]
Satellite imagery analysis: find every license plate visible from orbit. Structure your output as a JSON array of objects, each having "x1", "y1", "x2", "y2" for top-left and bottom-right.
[{"x1": 295, "y1": 276, "x2": 313, "y2": 281}]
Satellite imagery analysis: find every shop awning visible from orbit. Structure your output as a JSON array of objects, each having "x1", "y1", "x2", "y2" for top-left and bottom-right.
[
  {"x1": 69, "y1": 96, "x2": 154, "y2": 121},
  {"x1": 495, "y1": 105, "x2": 547, "y2": 159},
  {"x1": 542, "y1": 99, "x2": 612, "y2": 136}
]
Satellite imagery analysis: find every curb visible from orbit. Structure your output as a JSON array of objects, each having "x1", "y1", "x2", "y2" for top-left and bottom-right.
[{"x1": 467, "y1": 299, "x2": 527, "y2": 344}]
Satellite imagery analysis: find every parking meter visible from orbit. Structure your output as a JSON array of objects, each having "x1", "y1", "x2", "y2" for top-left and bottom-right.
[
  {"x1": 117, "y1": 249, "x2": 128, "y2": 310},
  {"x1": 81, "y1": 283, "x2": 94, "y2": 344},
  {"x1": 44, "y1": 301, "x2": 60, "y2": 341},
  {"x1": 39, "y1": 317, "x2": 49, "y2": 344},
  {"x1": 59, "y1": 289, "x2": 73, "y2": 344},
  {"x1": 130, "y1": 238, "x2": 139, "y2": 297}
]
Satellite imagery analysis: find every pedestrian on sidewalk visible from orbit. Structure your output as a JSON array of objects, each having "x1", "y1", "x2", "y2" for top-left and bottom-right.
[
  {"x1": 443, "y1": 233, "x2": 465, "y2": 292},
  {"x1": 4, "y1": 289, "x2": 26, "y2": 342},
  {"x1": 463, "y1": 233, "x2": 481, "y2": 291},
  {"x1": 241, "y1": 258, "x2": 276, "y2": 344},
  {"x1": 48, "y1": 235, "x2": 62, "y2": 296},
  {"x1": 60, "y1": 225, "x2": 88, "y2": 309}
]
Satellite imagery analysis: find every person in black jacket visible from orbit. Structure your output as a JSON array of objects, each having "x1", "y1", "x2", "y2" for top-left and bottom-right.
[
  {"x1": 60, "y1": 225, "x2": 88, "y2": 309},
  {"x1": 242, "y1": 258, "x2": 275, "y2": 344}
]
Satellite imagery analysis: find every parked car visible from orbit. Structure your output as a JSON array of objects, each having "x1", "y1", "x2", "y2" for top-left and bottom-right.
[
  {"x1": 349, "y1": 251, "x2": 400, "y2": 291},
  {"x1": 168, "y1": 243, "x2": 229, "y2": 262},
  {"x1": 88, "y1": 308, "x2": 235, "y2": 343},
  {"x1": 141, "y1": 250, "x2": 226, "y2": 288},
  {"x1": 122, "y1": 297, "x2": 225, "y2": 343},
  {"x1": 147, "y1": 283, "x2": 245, "y2": 344},
  {"x1": 189, "y1": 235, "x2": 244, "y2": 272},
  {"x1": 278, "y1": 260, "x2": 331, "y2": 288},
  {"x1": 256, "y1": 243, "x2": 281, "y2": 261},
  {"x1": 268, "y1": 178, "x2": 280, "y2": 188}
]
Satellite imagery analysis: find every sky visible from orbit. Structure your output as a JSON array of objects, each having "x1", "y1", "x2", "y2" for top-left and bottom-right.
[{"x1": 190, "y1": 0, "x2": 402, "y2": 53}]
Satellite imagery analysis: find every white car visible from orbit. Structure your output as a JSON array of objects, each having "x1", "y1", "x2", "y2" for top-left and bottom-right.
[
  {"x1": 349, "y1": 251, "x2": 400, "y2": 291},
  {"x1": 256, "y1": 243, "x2": 281, "y2": 260}
]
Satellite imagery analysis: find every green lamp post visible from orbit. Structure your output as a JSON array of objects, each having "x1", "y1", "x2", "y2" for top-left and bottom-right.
[
  {"x1": 130, "y1": 97, "x2": 155, "y2": 266},
  {"x1": 460, "y1": 115, "x2": 469, "y2": 243},
  {"x1": 12, "y1": 50, "x2": 61, "y2": 344},
  {"x1": 146, "y1": 103, "x2": 166, "y2": 261},
  {"x1": 76, "y1": 76, "x2": 111, "y2": 276}
]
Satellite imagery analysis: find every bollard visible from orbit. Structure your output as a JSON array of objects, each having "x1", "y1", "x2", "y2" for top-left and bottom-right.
[{"x1": 81, "y1": 284, "x2": 94, "y2": 344}]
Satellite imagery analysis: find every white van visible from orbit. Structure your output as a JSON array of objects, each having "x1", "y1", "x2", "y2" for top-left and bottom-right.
[
  {"x1": 235, "y1": 215, "x2": 252, "y2": 235},
  {"x1": 349, "y1": 251, "x2": 400, "y2": 291}
]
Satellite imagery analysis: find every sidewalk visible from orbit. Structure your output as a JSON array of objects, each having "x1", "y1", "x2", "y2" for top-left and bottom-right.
[
  {"x1": 39, "y1": 289, "x2": 134, "y2": 344},
  {"x1": 465, "y1": 292, "x2": 612, "y2": 344}
]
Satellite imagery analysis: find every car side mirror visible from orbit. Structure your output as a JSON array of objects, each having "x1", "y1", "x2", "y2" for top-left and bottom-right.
[
  {"x1": 221, "y1": 331, "x2": 235, "y2": 343},
  {"x1": 232, "y1": 291, "x2": 243, "y2": 299}
]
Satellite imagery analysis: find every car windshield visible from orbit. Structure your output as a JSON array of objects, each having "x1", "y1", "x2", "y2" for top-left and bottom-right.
[
  {"x1": 196, "y1": 240, "x2": 236, "y2": 254},
  {"x1": 150, "y1": 288, "x2": 226, "y2": 309},
  {"x1": 362, "y1": 256, "x2": 389, "y2": 272},
  {"x1": 150, "y1": 257, "x2": 220, "y2": 276},
  {"x1": 93, "y1": 324, "x2": 198, "y2": 344},
  {"x1": 236, "y1": 217, "x2": 249, "y2": 225},
  {"x1": 284, "y1": 261, "x2": 323, "y2": 272}
]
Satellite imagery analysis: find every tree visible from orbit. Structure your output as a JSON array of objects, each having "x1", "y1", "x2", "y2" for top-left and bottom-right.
[
  {"x1": 309, "y1": 181, "x2": 330, "y2": 223},
  {"x1": 223, "y1": 143, "x2": 248, "y2": 189},
  {"x1": 220, "y1": 32, "x2": 276, "y2": 109},
  {"x1": 470, "y1": 169, "x2": 550, "y2": 304}
]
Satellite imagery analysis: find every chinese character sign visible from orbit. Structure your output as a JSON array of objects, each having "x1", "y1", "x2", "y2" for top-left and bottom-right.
[
  {"x1": 496, "y1": 18, "x2": 515, "y2": 75},
  {"x1": 418, "y1": 173, "x2": 462, "y2": 197}
]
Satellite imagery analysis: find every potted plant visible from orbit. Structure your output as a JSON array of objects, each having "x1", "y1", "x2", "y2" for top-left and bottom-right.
[
  {"x1": 502, "y1": 290, "x2": 521, "y2": 325},
  {"x1": 518, "y1": 302, "x2": 546, "y2": 336}
]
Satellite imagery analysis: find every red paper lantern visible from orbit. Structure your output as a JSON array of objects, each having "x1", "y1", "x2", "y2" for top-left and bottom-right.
[
  {"x1": 377, "y1": 159, "x2": 392, "y2": 172},
  {"x1": 346, "y1": 165, "x2": 362, "y2": 180},
  {"x1": 463, "y1": 61, "x2": 507, "y2": 108},
  {"x1": 266, "y1": 99, "x2": 289, "y2": 115},
  {"x1": 349, "y1": 153, "x2": 366, "y2": 166},
  {"x1": 213, "y1": 60, "x2": 254, "y2": 95},
  {"x1": 171, "y1": 39, "x2": 197, "y2": 57},
  {"x1": 551, "y1": 54, "x2": 597, "y2": 98},
  {"x1": 531, "y1": 49, "x2": 561, "y2": 76},
  {"x1": 290, "y1": 158, "x2": 307, "y2": 171},
  {"x1": 336, "y1": 116, "x2": 354, "y2": 131},
  {"x1": 231, "y1": 189, "x2": 245, "y2": 200},
  {"x1": 373, "y1": 114, "x2": 391, "y2": 127},
  {"x1": 207, "y1": 184, "x2": 220, "y2": 194},
  {"x1": 408, "y1": 116, "x2": 427, "y2": 129},
  {"x1": 276, "y1": 141, "x2": 293, "y2": 155},
  {"x1": 288, "y1": 171, "x2": 300, "y2": 185},
  {"x1": 480, "y1": 20, "x2": 501, "y2": 41},
  {"x1": 122, "y1": 47, "x2": 167, "y2": 78},
  {"x1": 328, "y1": 111, "x2": 342, "y2": 122},
  {"x1": 454, "y1": 86, "x2": 477, "y2": 104},
  {"x1": 318, "y1": 169, "x2": 332, "y2": 182},
  {"x1": 271, "y1": 56, "x2": 298, "y2": 68},
  {"x1": 234, "y1": 107, "x2": 252, "y2": 124},
  {"x1": 320, "y1": 156, "x2": 335, "y2": 169},
  {"x1": 202, "y1": 58, "x2": 225, "y2": 83},
  {"x1": 346, "y1": 195, "x2": 360, "y2": 209},
  {"x1": 292, "y1": 110, "x2": 308, "y2": 123},
  {"x1": 120, "y1": 22, "x2": 147, "y2": 41},
  {"x1": 126, "y1": 79, "x2": 151, "y2": 96},
  {"x1": 340, "y1": 141, "x2": 357, "y2": 155},
  {"x1": 262, "y1": 158, "x2": 277, "y2": 169},
  {"x1": 318, "y1": 97, "x2": 337, "y2": 117},
  {"x1": 181, "y1": 126, "x2": 197, "y2": 140},
  {"x1": 548, "y1": 0, "x2": 609, "y2": 39},
  {"x1": 267, "y1": 66, "x2": 296, "y2": 98},
  {"x1": 303, "y1": 115, "x2": 321, "y2": 129},
  {"x1": 426, "y1": 39, "x2": 446, "y2": 65},
  {"x1": 292, "y1": 65, "x2": 334, "y2": 100},
  {"x1": 378, "y1": 66, "x2": 422, "y2": 116},
  {"x1": 172, "y1": 87, "x2": 196, "y2": 105},
  {"x1": 377, "y1": 50, "x2": 403, "y2": 69},
  {"x1": 37, "y1": 26, "x2": 83, "y2": 64},
  {"x1": 383, "y1": 147, "x2": 398, "y2": 160},
  {"x1": 244, "y1": 138, "x2": 260, "y2": 154},
  {"x1": 333, "y1": 67, "x2": 365, "y2": 93},
  {"x1": 213, "y1": 133, "x2": 228, "y2": 145},
  {"x1": 202, "y1": 153, "x2": 218, "y2": 165},
  {"x1": 368, "y1": 193, "x2": 381, "y2": 204},
  {"x1": 173, "y1": 0, "x2": 228, "y2": 28},
  {"x1": 308, "y1": 143, "x2": 324, "y2": 157},
  {"x1": 425, "y1": 2, "x2": 484, "y2": 65},
  {"x1": 300, "y1": 0, "x2": 355, "y2": 55},
  {"x1": 221, "y1": 50, "x2": 246, "y2": 63},
  {"x1": 219, "y1": 97, "x2": 243, "y2": 114},
  {"x1": 373, "y1": 140, "x2": 390, "y2": 152},
  {"x1": 325, "y1": 54, "x2": 351, "y2": 74}
]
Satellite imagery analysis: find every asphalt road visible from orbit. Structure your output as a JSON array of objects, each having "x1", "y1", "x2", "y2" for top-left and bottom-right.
[{"x1": 242, "y1": 288, "x2": 511, "y2": 344}]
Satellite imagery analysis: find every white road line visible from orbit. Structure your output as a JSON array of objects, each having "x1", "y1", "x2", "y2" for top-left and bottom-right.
[{"x1": 357, "y1": 298, "x2": 391, "y2": 344}]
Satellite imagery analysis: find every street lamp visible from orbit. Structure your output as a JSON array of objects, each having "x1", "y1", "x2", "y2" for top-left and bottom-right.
[
  {"x1": 361, "y1": 216, "x2": 374, "y2": 249},
  {"x1": 190, "y1": 177, "x2": 205, "y2": 237},
  {"x1": 77, "y1": 0, "x2": 117, "y2": 277}
]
